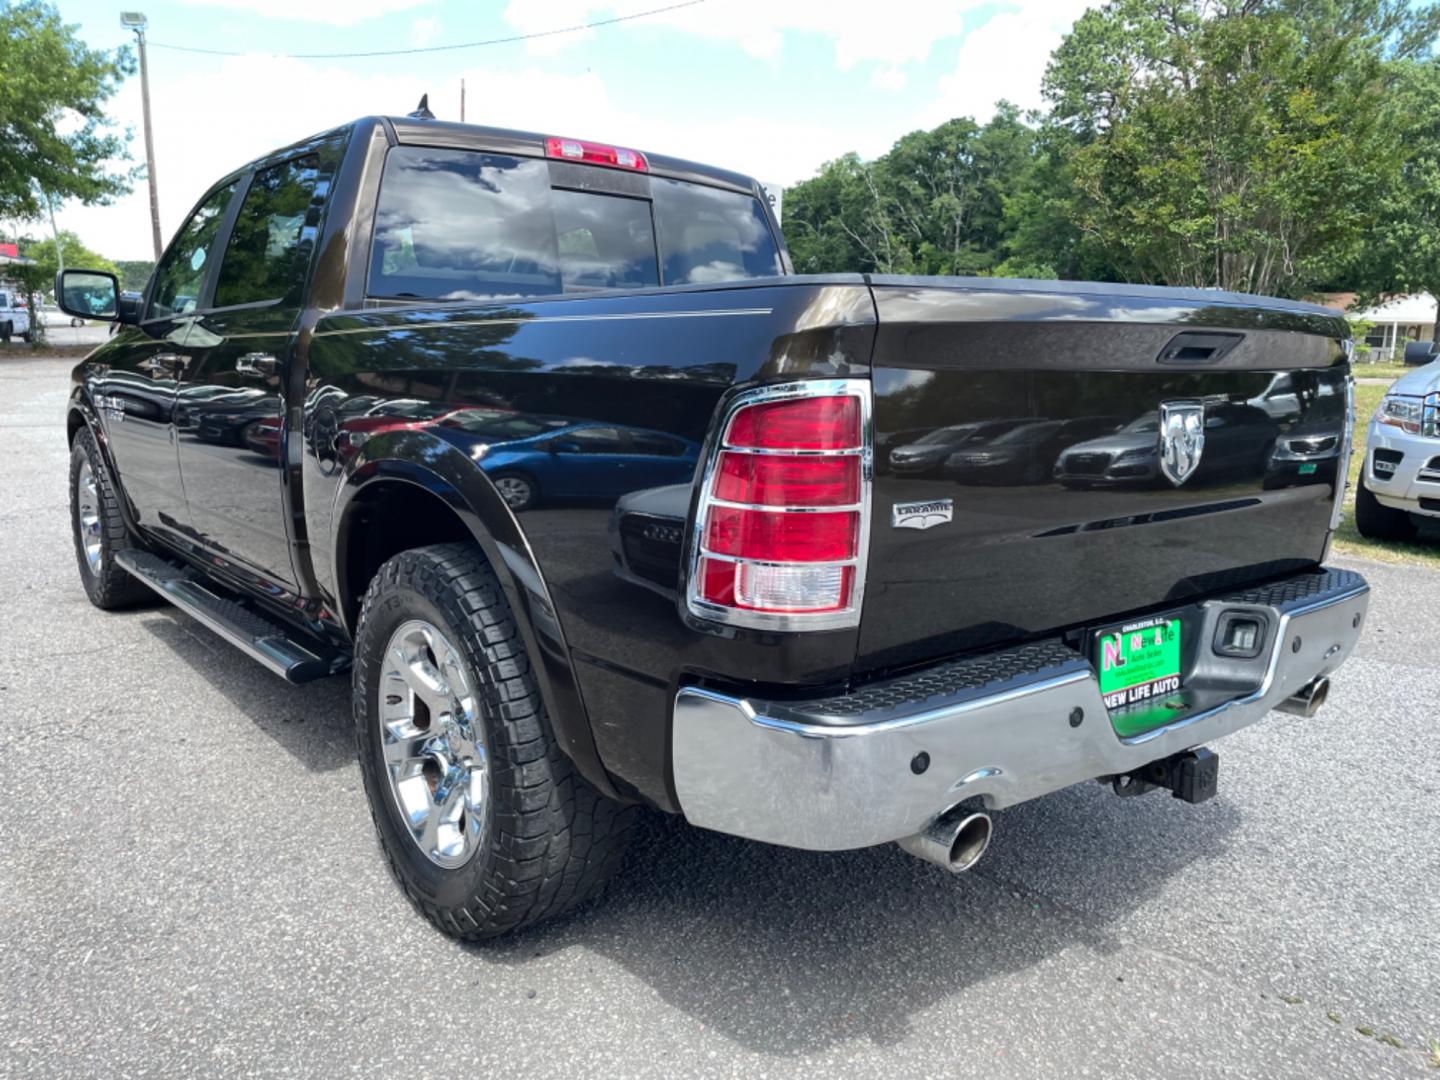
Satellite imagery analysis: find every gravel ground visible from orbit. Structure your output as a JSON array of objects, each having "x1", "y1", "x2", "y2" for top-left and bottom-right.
[{"x1": 2, "y1": 353, "x2": 1437, "y2": 1079}]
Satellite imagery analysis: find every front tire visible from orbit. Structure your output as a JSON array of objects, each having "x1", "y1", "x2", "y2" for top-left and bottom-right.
[
  {"x1": 353, "y1": 542, "x2": 634, "y2": 940},
  {"x1": 1355, "y1": 473, "x2": 1417, "y2": 541},
  {"x1": 69, "y1": 427, "x2": 149, "y2": 609}
]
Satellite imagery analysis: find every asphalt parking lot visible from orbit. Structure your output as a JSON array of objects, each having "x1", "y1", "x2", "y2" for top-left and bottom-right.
[{"x1": 2, "y1": 351, "x2": 1438, "y2": 1079}]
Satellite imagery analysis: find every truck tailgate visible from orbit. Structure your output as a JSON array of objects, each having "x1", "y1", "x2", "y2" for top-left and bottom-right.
[{"x1": 857, "y1": 278, "x2": 1350, "y2": 675}]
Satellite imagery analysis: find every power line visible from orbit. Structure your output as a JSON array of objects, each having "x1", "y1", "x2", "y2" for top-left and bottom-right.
[{"x1": 147, "y1": 0, "x2": 706, "y2": 59}]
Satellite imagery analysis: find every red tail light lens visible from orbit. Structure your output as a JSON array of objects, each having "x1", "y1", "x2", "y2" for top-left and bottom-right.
[
  {"x1": 724, "y1": 395, "x2": 860, "y2": 450},
  {"x1": 714, "y1": 453, "x2": 859, "y2": 507},
  {"x1": 688, "y1": 382, "x2": 870, "y2": 629},
  {"x1": 545, "y1": 136, "x2": 648, "y2": 172},
  {"x1": 704, "y1": 506, "x2": 857, "y2": 562}
]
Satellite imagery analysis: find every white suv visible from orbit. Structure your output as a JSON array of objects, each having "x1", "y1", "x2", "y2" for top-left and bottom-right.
[
  {"x1": 0, "y1": 289, "x2": 32, "y2": 344},
  {"x1": 1358, "y1": 359, "x2": 1440, "y2": 539}
]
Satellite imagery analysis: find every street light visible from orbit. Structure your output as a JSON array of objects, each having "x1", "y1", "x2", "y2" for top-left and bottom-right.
[{"x1": 120, "y1": 10, "x2": 163, "y2": 260}]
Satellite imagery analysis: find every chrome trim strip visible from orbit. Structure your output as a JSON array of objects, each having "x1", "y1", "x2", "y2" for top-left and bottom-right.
[
  {"x1": 697, "y1": 549, "x2": 860, "y2": 567},
  {"x1": 314, "y1": 307, "x2": 774, "y2": 338},
  {"x1": 707, "y1": 498, "x2": 863, "y2": 514},
  {"x1": 1331, "y1": 374, "x2": 1356, "y2": 532},
  {"x1": 711, "y1": 449, "x2": 864, "y2": 460}
]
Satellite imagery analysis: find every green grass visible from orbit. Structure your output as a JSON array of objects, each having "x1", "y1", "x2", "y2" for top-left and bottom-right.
[
  {"x1": 1349, "y1": 361, "x2": 1414, "y2": 380},
  {"x1": 1329, "y1": 381, "x2": 1440, "y2": 567}
]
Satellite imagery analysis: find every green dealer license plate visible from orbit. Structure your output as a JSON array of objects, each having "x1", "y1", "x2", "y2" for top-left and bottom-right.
[{"x1": 1097, "y1": 617, "x2": 1182, "y2": 710}]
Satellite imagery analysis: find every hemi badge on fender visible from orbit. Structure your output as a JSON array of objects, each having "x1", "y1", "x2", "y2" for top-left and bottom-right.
[{"x1": 892, "y1": 499, "x2": 953, "y2": 530}]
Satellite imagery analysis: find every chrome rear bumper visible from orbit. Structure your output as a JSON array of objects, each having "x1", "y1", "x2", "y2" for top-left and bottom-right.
[{"x1": 672, "y1": 568, "x2": 1368, "y2": 851}]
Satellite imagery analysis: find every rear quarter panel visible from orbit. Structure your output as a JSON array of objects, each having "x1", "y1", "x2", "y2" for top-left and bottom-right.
[{"x1": 302, "y1": 280, "x2": 875, "y2": 807}]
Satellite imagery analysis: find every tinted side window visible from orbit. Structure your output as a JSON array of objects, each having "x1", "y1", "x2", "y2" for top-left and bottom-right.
[
  {"x1": 150, "y1": 182, "x2": 238, "y2": 319},
  {"x1": 214, "y1": 156, "x2": 331, "y2": 309}
]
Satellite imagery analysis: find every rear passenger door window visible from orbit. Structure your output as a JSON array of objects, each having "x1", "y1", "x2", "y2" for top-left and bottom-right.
[
  {"x1": 149, "y1": 181, "x2": 238, "y2": 320},
  {"x1": 213, "y1": 155, "x2": 332, "y2": 309}
]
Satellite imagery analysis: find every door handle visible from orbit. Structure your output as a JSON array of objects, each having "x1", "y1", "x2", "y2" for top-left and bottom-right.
[
  {"x1": 139, "y1": 353, "x2": 187, "y2": 377},
  {"x1": 235, "y1": 352, "x2": 278, "y2": 377}
]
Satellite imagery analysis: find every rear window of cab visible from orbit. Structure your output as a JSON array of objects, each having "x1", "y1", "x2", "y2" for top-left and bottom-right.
[{"x1": 367, "y1": 146, "x2": 781, "y2": 302}]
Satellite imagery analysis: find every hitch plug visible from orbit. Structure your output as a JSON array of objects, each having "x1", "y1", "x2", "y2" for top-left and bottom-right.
[{"x1": 1109, "y1": 747, "x2": 1219, "y2": 804}]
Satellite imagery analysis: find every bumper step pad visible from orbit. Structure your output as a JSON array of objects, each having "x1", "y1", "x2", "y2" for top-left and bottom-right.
[{"x1": 116, "y1": 549, "x2": 349, "y2": 684}]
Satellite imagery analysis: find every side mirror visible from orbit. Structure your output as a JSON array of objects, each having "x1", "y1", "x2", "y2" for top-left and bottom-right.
[{"x1": 55, "y1": 269, "x2": 129, "y2": 324}]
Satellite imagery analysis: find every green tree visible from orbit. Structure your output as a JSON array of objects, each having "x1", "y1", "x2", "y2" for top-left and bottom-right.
[
  {"x1": 1039, "y1": 0, "x2": 1440, "y2": 297},
  {"x1": 1346, "y1": 59, "x2": 1440, "y2": 341},
  {"x1": 21, "y1": 230, "x2": 119, "y2": 286},
  {"x1": 114, "y1": 258, "x2": 155, "y2": 292},
  {"x1": 0, "y1": 1, "x2": 134, "y2": 222},
  {"x1": 783, "y1": 153, "x2": 895, "y2": 274},
  {"x1": 783, "y1": 105, "x2": 1040, "y2": 277}
]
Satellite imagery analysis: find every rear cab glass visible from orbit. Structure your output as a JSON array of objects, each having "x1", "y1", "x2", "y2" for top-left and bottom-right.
[{"x1": 367, "y1": 146, "x2": 782, "y2": 303}]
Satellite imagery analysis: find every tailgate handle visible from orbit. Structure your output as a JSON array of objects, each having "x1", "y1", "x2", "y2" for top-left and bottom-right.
[{"x1": 1157, "y1": 331, "x2": 1243, "y2": 365}]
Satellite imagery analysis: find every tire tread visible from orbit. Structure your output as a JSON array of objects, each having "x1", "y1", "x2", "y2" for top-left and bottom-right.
[{"x1": 353, "y1": 541, "x2": 635, "y2": 940}]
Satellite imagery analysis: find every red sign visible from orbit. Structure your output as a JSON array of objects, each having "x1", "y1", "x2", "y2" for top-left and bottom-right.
[{"x1": 0, "y1": 243, "x2": 17, "y2": 259}]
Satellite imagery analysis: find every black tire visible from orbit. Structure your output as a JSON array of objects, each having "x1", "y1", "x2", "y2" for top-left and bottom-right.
[
  {"x1": 69, "y1": 427, "x2": 150, "y2": 609},
  {"x1": 1355, "y1": 473, "x2": 1418, "y2": 541},
  {"x1": 353, "y1": 542, "x2": 635, "y2": 940},
  {"x1": 1, "y1": 321, "x2": 11, "y2": 344},
  {"x1": 491, "y1": 471, "x2": 538, "y2": 511},
  {"x1": 19, "y1": 328, "x2": 31, "y2": 343}
]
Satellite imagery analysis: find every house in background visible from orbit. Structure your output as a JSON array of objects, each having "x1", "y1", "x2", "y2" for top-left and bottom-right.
[{"x1": 1319, "y1": 291, "x2": 1437, "y2": 361}]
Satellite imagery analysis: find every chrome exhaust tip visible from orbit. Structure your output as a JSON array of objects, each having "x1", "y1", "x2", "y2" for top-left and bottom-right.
[
  {"x1": 898, "y1": 807, "x2": 993, "y2": 874},
  {"x1": 1276, "y1": 676, "x2": 1331, "y2": 718}
]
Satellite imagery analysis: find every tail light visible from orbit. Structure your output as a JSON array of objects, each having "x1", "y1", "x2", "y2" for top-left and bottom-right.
[
  {"x1": 545, "y1": 136, "x2": 648, "y2": 172},
  {"x1": 687, "y1": 379, "x2": 871, "y2": 631}
]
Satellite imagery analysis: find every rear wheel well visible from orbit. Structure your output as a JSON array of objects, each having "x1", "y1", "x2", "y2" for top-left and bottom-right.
[
  {"x1": 340, "y1": 481, "x2": 473, "y2": 629},
  {"x1": 67, "y1": 409, "x2": 85, "y2": 445}
]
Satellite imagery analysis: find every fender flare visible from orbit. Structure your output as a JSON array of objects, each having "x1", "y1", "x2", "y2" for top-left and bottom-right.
[
  {"x1": 66, "y1": 390, "x2": 142, "y2": 536},
  {"x1": 332, "y1": 431, "x2": 619, "y2": 802}
]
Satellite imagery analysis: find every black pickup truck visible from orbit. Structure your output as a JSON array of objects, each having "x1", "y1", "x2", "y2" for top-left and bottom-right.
[{"x1": 58, "y1": 113, "x2": 1370, "y2": 940}]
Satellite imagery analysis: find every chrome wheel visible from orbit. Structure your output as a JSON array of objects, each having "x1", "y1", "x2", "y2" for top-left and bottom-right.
[
  {"x1": 495, "y1": 475, "x2": 532, "y2": 509},
  {"x1": 76, "y1": 460, "x2": 103, "y2": 574},
  {"x1": 379, "y1": 619, "x2": 489, "y2": 868}
]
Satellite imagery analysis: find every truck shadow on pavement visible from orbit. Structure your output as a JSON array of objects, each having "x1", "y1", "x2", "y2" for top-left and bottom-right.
[
  {"x1": 134, "y1": 606, "x2": 1243, "y2": 1056},
  {"x1": 483, "y1": 789, "x2": 1241, "y2": 1056},
  {"x1": 137, "y1": 614, "x2": 354, "y2": 773}
]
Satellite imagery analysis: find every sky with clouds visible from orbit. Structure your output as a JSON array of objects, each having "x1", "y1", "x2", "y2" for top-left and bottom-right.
[{"x1": 46, "y1": 0, "x2": 1096, "y2": 260}]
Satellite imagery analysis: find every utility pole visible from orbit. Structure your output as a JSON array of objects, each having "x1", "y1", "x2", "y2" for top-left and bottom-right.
[
  {"x1": 121, "y1": 11, "x2": 163, "y2": 260},
  {"x1": 460, "y1": 78, "x2": 466, "y2": 123}
]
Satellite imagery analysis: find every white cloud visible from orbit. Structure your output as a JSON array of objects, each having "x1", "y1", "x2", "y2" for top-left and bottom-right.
[
  {"x1": 871, "y1": 66, "x2": 907, "y2": 92},
  {"x1": 502, "y1": 0, "x2": 601, "y2": 56},
  {"x1": 179, "y1": 0, "x2": 433, "y2": 26},
  {"x1": 411, "y1": 16, "x2": 441, "y2": 47},
  {"x1": 921, "y1": 1, "x2": 1095, "y2": 126},
  {"x1": 55, "y1": 51, "x2": 877, "y2": 259},
  {"x1": 503, "y1": 0, "x2": 974, "y2": 66},
  {"x1": 52, "y1": 1, "x2": 1098, "y2": 260},
  {"x1": 55, "y1": 56, "x2": 428, "y2": 259}
]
